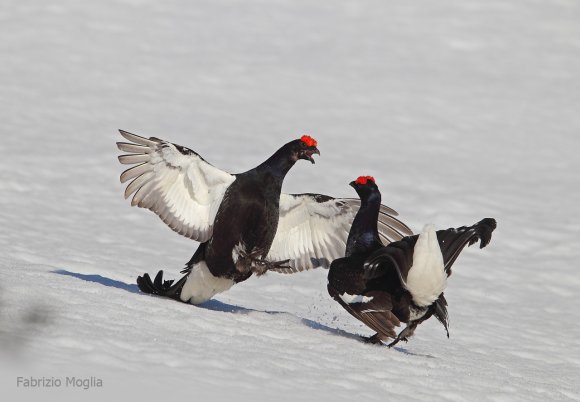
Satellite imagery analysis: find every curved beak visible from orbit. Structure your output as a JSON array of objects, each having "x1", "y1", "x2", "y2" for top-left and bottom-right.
[
  {"x1": 349, "y1": 180, "x2": 356, "y2": 188},
  {"x1": 304, "y1": 147, "x2": 320, "y2": 164}
]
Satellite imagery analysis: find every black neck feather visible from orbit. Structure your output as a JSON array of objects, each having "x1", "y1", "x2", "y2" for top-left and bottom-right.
[
  {"x1": 345, "y1": 191, "x2": 383, "y2": 256},
  {"x1": 256, "y1": 145, "x2": 296, "y2": 178}
]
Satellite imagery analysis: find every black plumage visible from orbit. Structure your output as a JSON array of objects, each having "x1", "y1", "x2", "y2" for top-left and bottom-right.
[
  {"x1": 327, "y1": 176, "x2": 496, "y2": 346},
  {"x1": 129, "y1": 132, "x2": 319, "y2": 300},
  {"x1": 116, "y1": 132, "x2": 412, "y2": 305}
]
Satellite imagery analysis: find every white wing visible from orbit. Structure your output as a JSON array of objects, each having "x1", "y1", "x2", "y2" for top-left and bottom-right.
[
  {"x1": 266, "y1": 193, "x2": 413, "y2": 273},
  {"x1": 117, "y1": 130, "x2": 236, "y2": 242}
]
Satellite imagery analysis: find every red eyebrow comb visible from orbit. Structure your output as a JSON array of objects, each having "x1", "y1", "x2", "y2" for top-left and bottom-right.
[
  {"x1": 355, "y1": 176, "x2": 375, "y2": 185},
  {"x1": 300, "y1": 135, "x2": 317, "y2": 147}
]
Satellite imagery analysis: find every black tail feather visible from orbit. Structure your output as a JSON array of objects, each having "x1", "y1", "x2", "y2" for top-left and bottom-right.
[
  {"x1": 136, "y1": 270, "x2": 188, "y2": 302},
  {"x1": 433, "y1": 294, "x2": 450, "y2": 338},
  {"x1": 437, "y1": 218, "x2": 497, "y2": 276}
]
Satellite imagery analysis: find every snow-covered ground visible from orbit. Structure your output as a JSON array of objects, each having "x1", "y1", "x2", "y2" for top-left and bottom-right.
[{"x1": 1, "y1": 0, "x2": 579, "y2": 400}]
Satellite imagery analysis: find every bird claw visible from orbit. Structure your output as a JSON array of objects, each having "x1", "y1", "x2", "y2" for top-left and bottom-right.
[
  {"x1": 387, "y1": 336, "x2": 408, "y2": 348},
  {"x1": 261, "y1": 259, "x2": 292, "y2": 270},
  {"x1": 251, "y1": 258, "x2": 292, "y2": 275},
  {"x1": 237, "y1": 249, "x2": 291, "y2": 273}
]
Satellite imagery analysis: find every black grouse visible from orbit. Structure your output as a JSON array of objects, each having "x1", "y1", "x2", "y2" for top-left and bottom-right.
[
  {"x1": 327, "y1": 176, "x2": 496, "y2": 347},
  {"x1": 116, "y1": 131, "x2": 413, "y2": 304}
]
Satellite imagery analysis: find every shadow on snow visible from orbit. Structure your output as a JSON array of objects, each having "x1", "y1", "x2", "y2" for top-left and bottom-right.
[
  {"x1": 52, "y1": 269, "x2": 433, "y2": 355},
  {"x1": 52, "y1": 269, "x2": 262, "y2": 315},
  {"x1": 53, "y1": 269, "x2": 140, "y2": 294}
]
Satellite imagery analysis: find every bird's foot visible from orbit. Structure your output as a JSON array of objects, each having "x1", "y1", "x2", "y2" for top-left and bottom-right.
[
  {"x1": 387, "y1": 336, "x2": 408, "y2": 348},
  {"x1": 387, "y1": 323, "x2": 417, "y2": 348},
  {"x1": 136, "y1": 270, "x2": 187, "y2": 302},
  {"x1": 250, "y1": 258, "x2": 291, "y2": 276},
  {"x1": 262, "y1": 258, "x2": 291, "y2": 270},
  {"x1": 236, "y1": 249, "x2": 291, "y2": 275},
  {"x1": 362, "y1": 333, "x2": 385, "y2": 345}
]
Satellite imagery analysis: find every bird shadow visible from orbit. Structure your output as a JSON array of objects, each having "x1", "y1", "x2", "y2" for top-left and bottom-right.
[
  {"x1": 197, "y1": 299, "x2": 277, "y2": 314},
  {"x1": 53, "y1": 269, "x2": 141, "y2": 294},
  {"x1": 301, "y1": 318, "x2": 364, "y2": 342},
  {"x1": 52, "y1": 269, "x2": 435, "y2": 356},
  {"x1": 52, "y1": 269, "x2": 260, "y2": 314},
  {"x1": 389, "y1": 345, "x2": 436, "y2": 358},
  {"x1": 301, "y1": 319, "x2": 435, "y2": 357}
]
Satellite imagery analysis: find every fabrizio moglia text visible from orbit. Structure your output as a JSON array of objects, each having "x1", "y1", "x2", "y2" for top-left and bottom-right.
[{"x1": 17, "y1": 376, "x2": 103, "y2": 390}]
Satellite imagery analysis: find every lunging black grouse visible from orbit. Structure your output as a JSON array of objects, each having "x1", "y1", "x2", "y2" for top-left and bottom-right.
[
  {"x1": 327, "y1": 176, "x2": 496, "y2": 347},
  {"x1": 116, "y1": 131, "x2": 412, "y2": 304}
]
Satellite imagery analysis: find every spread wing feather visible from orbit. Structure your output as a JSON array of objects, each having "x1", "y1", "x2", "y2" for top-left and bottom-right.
[
  {"x1": 267, "y1": 194, "x2": 413, "y2": 273},
  {"x1": 116, "y1": 130, "x2": 235, "y2": 242}
]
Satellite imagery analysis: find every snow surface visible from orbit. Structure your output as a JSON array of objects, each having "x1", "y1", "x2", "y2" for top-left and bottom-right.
[{"x1": 1, "y1": 0, "x2": 580, "y2": 400}]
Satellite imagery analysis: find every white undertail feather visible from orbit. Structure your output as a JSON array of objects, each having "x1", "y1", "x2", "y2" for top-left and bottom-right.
[
  {"x1": 179, "y1": 261, "x2": 235, "y2": 305},
  {"x1": 405, "y1": 224, "x2": 447, "y2": 307}
]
